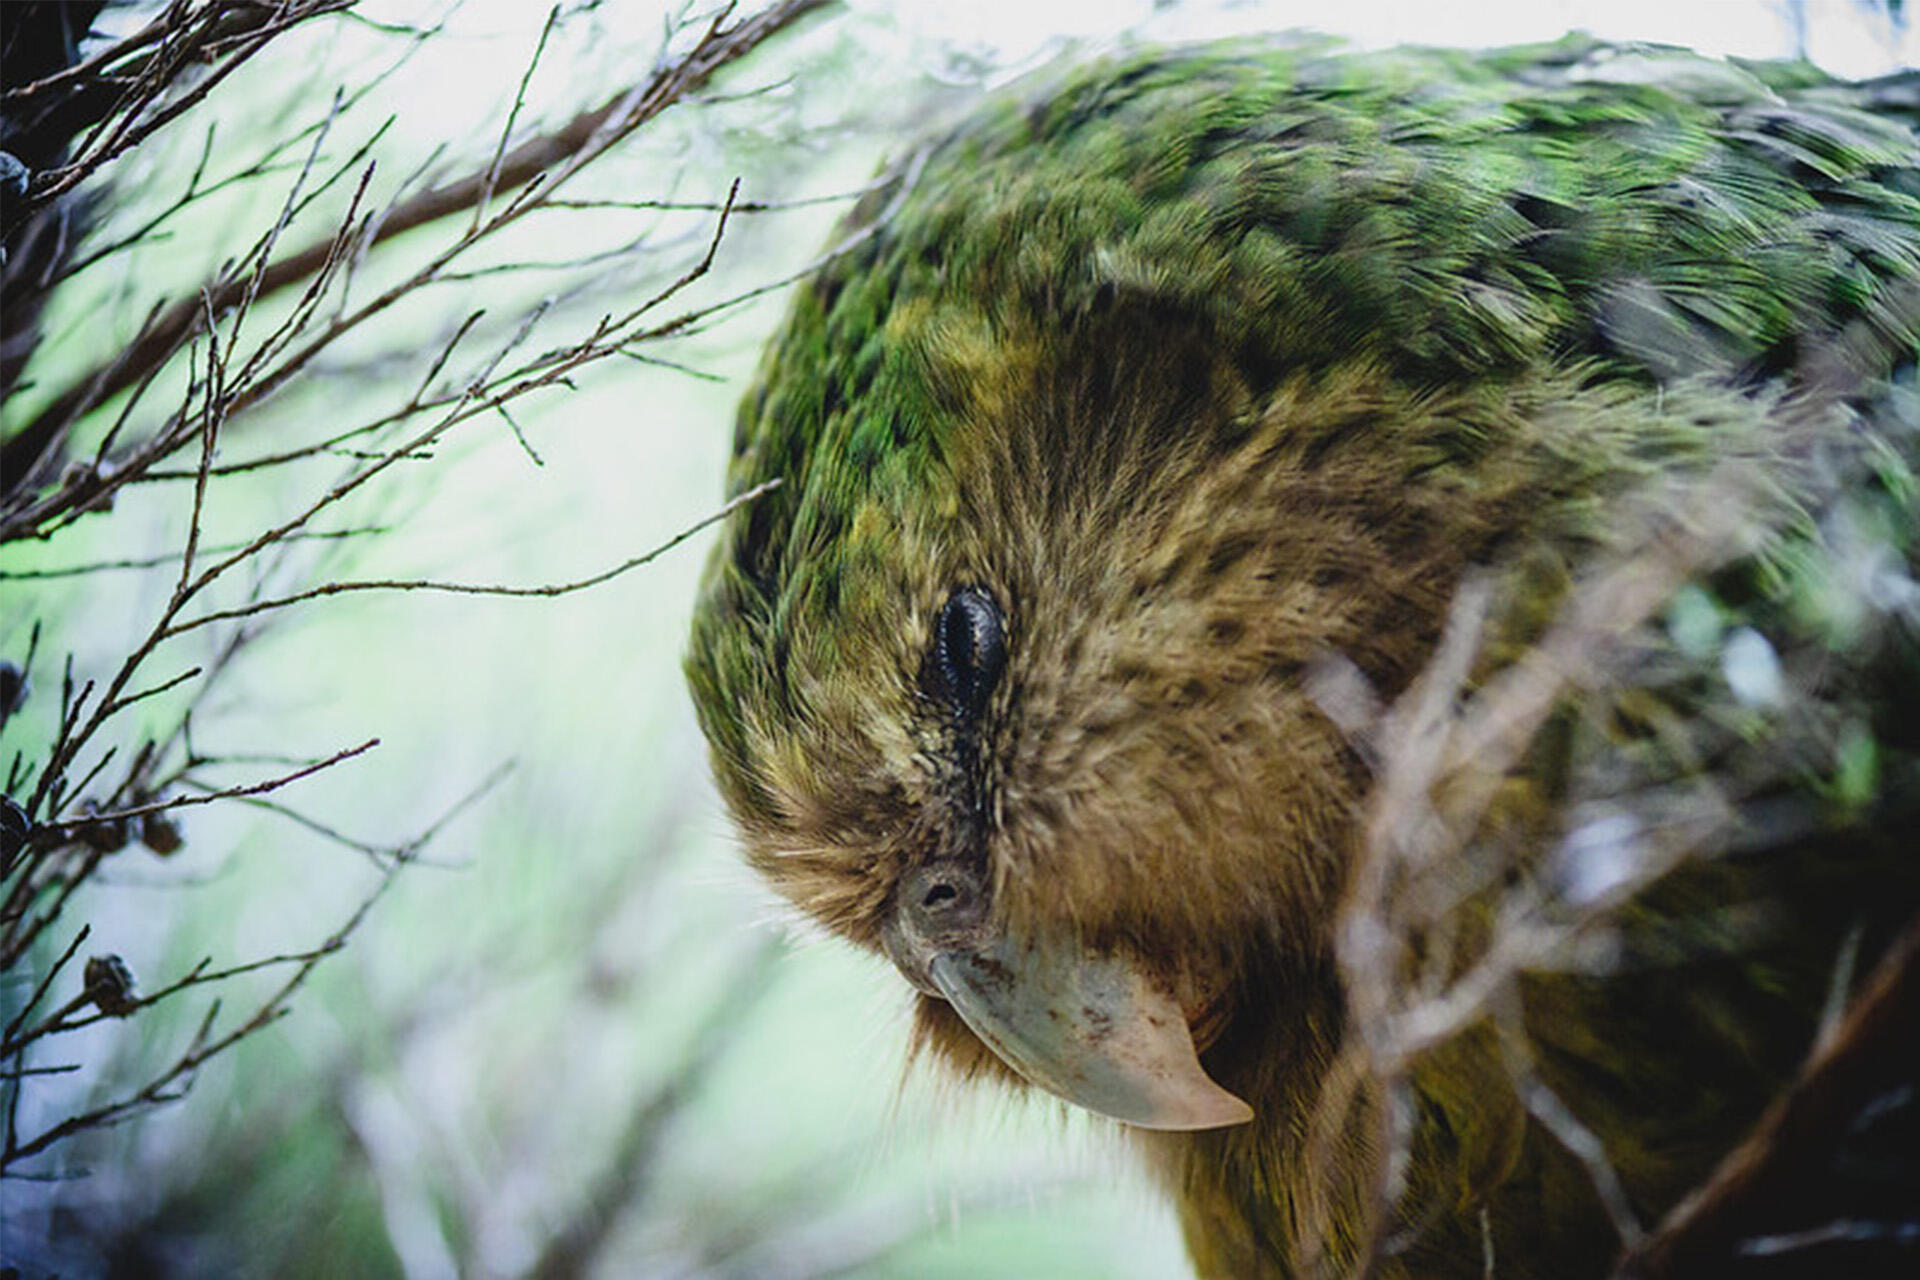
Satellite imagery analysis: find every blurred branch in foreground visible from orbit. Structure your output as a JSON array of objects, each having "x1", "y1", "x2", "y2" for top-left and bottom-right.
[{"x1": 1310, "y1": 309, "x2": 1920, "y2": 1273}]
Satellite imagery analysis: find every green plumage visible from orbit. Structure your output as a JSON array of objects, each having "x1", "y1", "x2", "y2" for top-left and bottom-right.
[{"x1": 687, "y1": 35, "x2": 1920, "y2": 1278}]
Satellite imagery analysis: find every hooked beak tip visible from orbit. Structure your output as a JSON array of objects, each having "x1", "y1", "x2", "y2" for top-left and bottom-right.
[
  {"x1": 925, "y1": 947, "x2": 1254, "y2": 1132},
  {"x1": 882, "y1": 860, "x2": 1251, "y2": 1131}
]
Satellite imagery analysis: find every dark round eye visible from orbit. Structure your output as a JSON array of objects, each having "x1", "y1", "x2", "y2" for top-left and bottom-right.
[{"x1": 929, "y1": 587, "x2": 1005, "y2": 721}]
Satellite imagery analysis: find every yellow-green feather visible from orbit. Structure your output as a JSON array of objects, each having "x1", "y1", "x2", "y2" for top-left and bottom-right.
[
  {"x1": 690, "y1": 36, "x2": 1920, "y2": 824},
  {"x1": 686, "y1": 33, "x2": 1920, "y2": 1279}
]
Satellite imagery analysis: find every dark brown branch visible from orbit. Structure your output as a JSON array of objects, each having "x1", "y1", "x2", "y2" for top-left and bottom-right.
[
  {"x1": 0, "y1": 0, "x2": 830, "y2": 510},
  {"x1": 44, "y1": 738, "x2": 379, "y2": 832},
  {"x1": 163, "y1": 479, "x2": 780, "y2": 635},
  {"x1": 1615, "y1": 910, "x2": 1920, "y2": 1278}
]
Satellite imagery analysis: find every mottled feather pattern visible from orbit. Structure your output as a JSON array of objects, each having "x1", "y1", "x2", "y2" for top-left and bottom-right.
[
  {"x1": 687, "y1": 33, "x2": 1920, "y2": 1279},
  {"x1": 695, "y1": 35, "x2": 1918, "y2": 765}
]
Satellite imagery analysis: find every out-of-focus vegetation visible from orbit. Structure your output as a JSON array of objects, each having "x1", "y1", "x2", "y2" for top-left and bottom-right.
[{"x1": 1, "y1": 1, "x2": 1909, "y2": 1277}]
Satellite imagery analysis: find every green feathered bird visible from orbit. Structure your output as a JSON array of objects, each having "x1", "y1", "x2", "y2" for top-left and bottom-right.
[{"x1": 686, "y1": 35, "x2": 1920, "y2": 1278}]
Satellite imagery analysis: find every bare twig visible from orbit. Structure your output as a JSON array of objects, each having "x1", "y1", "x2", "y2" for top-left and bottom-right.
[
  {"x1": 0, "y1": 527, "x2": 388, "y2": 579},
  {"x1": 1, "y1": 0, "x2": 831, "y2": 517},
  {"x1": 165, "y1": 477, "x2": 781, "y2": 633},
  {"x1": 1329, "y1": 377, "x2": 1879, "y2": 1266},
  {"x1": 1616, "y1": 911, "x2": 1920, "y2": 1278},
  {"x1": 3, "y1": 851, "x2": 401, "y2": 1170},
  {"x1": 0, "y1": 0, "x2": 845, "y2": 1229}
]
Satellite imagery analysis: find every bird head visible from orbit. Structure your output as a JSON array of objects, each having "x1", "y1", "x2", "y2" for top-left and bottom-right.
[
  {"x1": 682, "y1": 135, "x2": 1530, "y2": 1126},
  {"x1": 689, "y1": 281, "x2": 1351, "y2": 1128},
  {"x1": 685, "y1": 35, "x2": 1907, "y2": 1135}
]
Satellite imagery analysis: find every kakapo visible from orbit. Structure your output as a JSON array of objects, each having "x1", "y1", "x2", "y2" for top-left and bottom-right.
[{"x1": 687, "y1": 35, "x2": 1920, "y2": 1278}]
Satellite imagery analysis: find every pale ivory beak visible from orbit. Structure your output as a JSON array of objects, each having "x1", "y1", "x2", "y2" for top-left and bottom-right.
[{"x1": 882, "y1": 860, "x2": 1253, "y2": 1131}]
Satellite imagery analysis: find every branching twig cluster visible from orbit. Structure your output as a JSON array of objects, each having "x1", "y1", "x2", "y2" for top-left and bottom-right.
[
  {"x1": 1, "y1": 0, "x2": 830, "y2": 1185},
  {"x1": 1312, "y1": 353, "x2": 1920, "y2": 1272}
]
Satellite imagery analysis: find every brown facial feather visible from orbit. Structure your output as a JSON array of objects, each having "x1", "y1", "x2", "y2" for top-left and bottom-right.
[
  {"x1": 708, "y1": 277, "x2": 1813, "y2": 1273},
  {"x1": 739, "y1": 296, "x2": 1629, "y2": 1051}
]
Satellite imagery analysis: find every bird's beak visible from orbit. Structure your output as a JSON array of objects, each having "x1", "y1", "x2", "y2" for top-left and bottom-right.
[{"x1": 881, "y1": 860, "x2": 1254, "y2": 1131}]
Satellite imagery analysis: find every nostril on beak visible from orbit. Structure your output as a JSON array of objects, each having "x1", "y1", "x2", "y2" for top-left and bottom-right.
[
  {"x1": 891, "y1": 861, "x2": 989, "y2": 966},
  {"x1": 882, "y1": 861, "x2": 996, "y2": 999}
]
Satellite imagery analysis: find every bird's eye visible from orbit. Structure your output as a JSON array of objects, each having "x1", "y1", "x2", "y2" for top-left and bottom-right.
[{"x1": 929, "y1": 587, "x2": 1005, "y2": 721}]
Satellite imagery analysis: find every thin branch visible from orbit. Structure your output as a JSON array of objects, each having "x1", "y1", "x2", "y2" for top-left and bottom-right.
[
  {"x1": 41, "y1": 739, "x2": 380, "y2": 835},
  {"x1": 165, "y1": 478, "x2": 780, "y2": 634},
  {"x1": 32, "y1": 2, "x2": 357, "y2": 209},
  {"x1": 176, "y1": 296, "x2": 224, "y2": 597},
  {"x1": 0, "y1": 926, "x2": 89, "y2": 1049},
  {"x1": 1616, "y1": 911, "x2": 1920, "y2": 1278},
  {"x1": 473, "y1": 6, "x2": 561, "y2": 233},
  {"x1": 0, "y1": 528, "x2": 388, "y2": 579},
  {"x1": 537, "y1": 179, "x2": 888, "y2": 213}
]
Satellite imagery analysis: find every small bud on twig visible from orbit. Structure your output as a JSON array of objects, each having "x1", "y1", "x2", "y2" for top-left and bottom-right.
[
  {"x1": 85, "y1": 955, "x2": 138, "y2": 1017},
  {"x1": 76, "y1": 802, "x2": 131, "y2": 854},
  {"x1": 140, "y1": 809, "x2": 185, "y2": 855}
]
